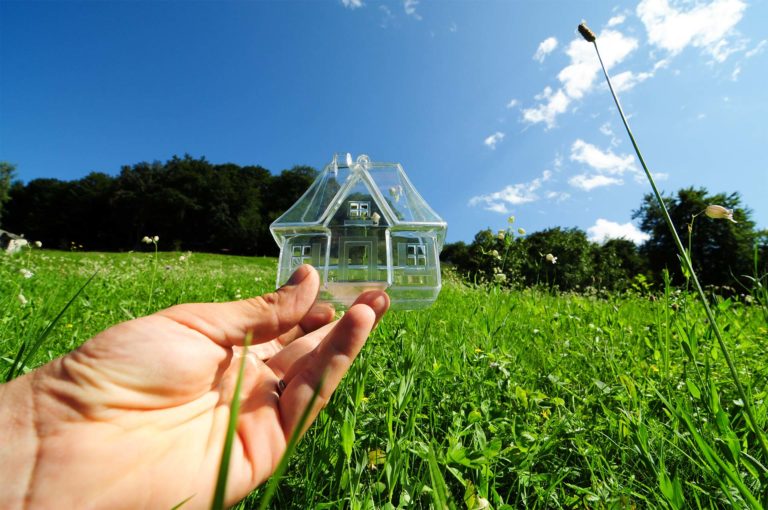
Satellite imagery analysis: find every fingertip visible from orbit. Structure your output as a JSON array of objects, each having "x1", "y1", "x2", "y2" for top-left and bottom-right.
[
  {"x1": 352, "y1": 290, "x2": 390, "y2": 323},
  {"x1": 283, "y1": 264, "x2": 316, "y2": 287}
]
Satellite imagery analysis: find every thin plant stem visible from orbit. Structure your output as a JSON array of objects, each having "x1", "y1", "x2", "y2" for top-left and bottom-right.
[
  {"x1": 587, "y1": 29, "x2": 768, "y2": 462},
  {"x1": 210, "y1": 332, "x2": 252, "y2": 510}
]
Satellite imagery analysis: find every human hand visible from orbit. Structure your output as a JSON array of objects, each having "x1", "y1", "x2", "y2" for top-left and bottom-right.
[{"x1": 0, "y1": 265, "x2": 389, "y2": 509}]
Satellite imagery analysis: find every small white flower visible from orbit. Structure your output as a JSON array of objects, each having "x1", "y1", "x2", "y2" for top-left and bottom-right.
[
  {"x1": 18, "y1": 293, "x2": 28, "y2": 306},
  {"x1": 545, "y1": 253, "x2": 557, "y2": 264},
  {"x1": 494, "y1": 273, "x2": 507, "y2": 282},
  {"x1": 490, "y1": 249, "x2": 500, "y2": 259},
  {"x1": 371, "y1": 212, "x2": 381, "y2": 226},
  {"x1": 497, "y1": 230, "x2": 506, "y2": 240},
  {"x1": 19, "y1": 268, "x2": 34, "y2": 279},
  {"x1": 153, "y1": 235, "x2": 159, "y2": 242},
  {"x1": 705, "y1": 204, "x2": 737, "y2": 223},
  {"x1": 179, "y1": 255, "x2": 187, "y2": 261},
  {"x1": 142, "y1": 236, "x2": 152, "y2": 244},
  {"x1": 517, "y1": 228, "x2": 526, "y2": 235},
  {"x1": 507, "y1": 215, "x2": 515, "y2": 224},
  {"x1": 476, "y1": 497, "x2": 490, "y2": 509},
  {"x1": 34, "y1": 241, "x2": 43, "y2": 248}
]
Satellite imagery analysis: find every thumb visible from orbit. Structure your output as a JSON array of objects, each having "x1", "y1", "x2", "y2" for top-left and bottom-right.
[{"x1": 157, "y1": 265, "x2": 320, "y2": 346}]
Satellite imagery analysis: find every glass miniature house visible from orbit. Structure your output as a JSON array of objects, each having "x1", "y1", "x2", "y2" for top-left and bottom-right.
[{"x1": 270, "y1": 153, "x2": 447, "y2": 310}]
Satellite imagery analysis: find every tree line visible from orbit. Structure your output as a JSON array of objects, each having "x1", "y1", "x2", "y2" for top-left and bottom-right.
[
  {"x1": 1, "y1": 156, "x2": 316, "y2": 255},
  {"x1": 442, "y1": 188, "x2": 766, "y2": 292},
  {"x1": 1, "y1": 157, "x2": 765, "y2": 291}
]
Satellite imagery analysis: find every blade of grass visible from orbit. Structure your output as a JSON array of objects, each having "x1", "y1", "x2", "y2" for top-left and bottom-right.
[
  {"x1": 580, "y1": 22, "x2": 768, "y2": 462},
  {"x1": 210, "y1": 331, "x2": 252, "y2": 510},
  {"x1": 257, "y1": 371, "x2": 327, "y2": 510},
  {"x1": 5, "y1": 270, "x2": 98, "y2": 382}
]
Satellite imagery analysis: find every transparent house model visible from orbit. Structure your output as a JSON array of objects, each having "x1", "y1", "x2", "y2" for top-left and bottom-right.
[{"x1": 270, "y1": 153, "x2": 447, "y2": 310}]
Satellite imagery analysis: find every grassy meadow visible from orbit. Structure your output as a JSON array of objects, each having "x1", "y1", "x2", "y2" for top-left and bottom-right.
[{"x1": 2, "y1": 249, "x2": 767, "y2": 509}]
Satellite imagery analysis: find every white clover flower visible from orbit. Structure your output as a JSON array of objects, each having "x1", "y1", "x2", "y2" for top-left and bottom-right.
[
  {"x1": 153, "y1": 235, "x2": 159, "y2": 242},
  {"x1": 19, "y1": 268, "x2": 34, "y2": 279},
  {"x1": 494, "y1": 273, "x2": 507, "y2": 282},
  {"x1": 490, "y1": 249, "x2": 500, "y2": 259},
  {"x1": 518, "y1": 228, "x2": 526, "y2": 235},
  {"x1": 34, "y1": 241, "x2": 43, "y2": 248},
  {"x1": 18, "y1": 292, "x2": 28, "y2": 306},
  {"x1": 371, "y1": 212, "x2": 381, "y2": 226},
  {"x1": 141, "y1": 236, "x2": 152, "y2": 244},
  {"x1": 545, "y1": 253, "x2": 557, "y2": 264},
  {"x1": 705, "y1": 204, "x2": 737, "y2": 223},
  {"x1": 179, "y1": 255, "x2": 187, "y2": 261},
  {"x1": 476, "y1": 497, "x2": 490, "y2": 509},
  {"x1": 497, "y1": 230, "x2": 506, "y2": 240}
]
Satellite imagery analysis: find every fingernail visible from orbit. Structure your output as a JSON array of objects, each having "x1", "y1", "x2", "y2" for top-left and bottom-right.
[
  {"x1": 369, "y1": 293, "x2": 390, "y2": 316},
  {"x1": 286, "y1": 265, "x2": 310, "y2": 286}
]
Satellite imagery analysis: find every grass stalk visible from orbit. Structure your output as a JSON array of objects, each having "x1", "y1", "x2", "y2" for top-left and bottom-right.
[
  {"x1": 257, "y1": 371, "x2": 327, "y2": 510},
  {"x1": 4, "y1": 270, "x2": 98, "y2": 382},
  {"x1": 210, "y1": 331, "x2": 252, "y2": 510},
  {"x1": 580, "y1": 23, "x2": 768, "y2": 462}
]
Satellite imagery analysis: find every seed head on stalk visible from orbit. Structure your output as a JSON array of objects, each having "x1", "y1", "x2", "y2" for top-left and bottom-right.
[{"x1": 577, "y1": 21, "x2": 768, "y2": 464}]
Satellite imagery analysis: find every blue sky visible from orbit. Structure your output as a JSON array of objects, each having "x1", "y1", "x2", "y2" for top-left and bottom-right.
[{"x1": 1, "y1": 0, "x2": 766, "y2": 244}]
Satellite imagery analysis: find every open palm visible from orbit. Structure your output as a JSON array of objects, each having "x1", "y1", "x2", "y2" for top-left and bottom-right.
[{"x1": 10, "y1": 265, "x2": 388, "y2": 509}]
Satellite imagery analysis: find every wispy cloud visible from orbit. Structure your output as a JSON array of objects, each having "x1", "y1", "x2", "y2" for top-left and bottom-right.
[
  {"x1": 468, "y1": 170, "x2": 553, "y2": 213},
  {"x1": 569, "y1": 174, "x2": 624, "y2": 191},
  {"x1": 522, "y1": 29, "x2": 638, "y2": 128},
  {"x1": 745, "y1": 39, "x2": 767, "y2": 58},
  {"x1": 607, "y1": 14, "x2": 626, "y2": 27},
  {"x1": 587, "y1": 218, "x2": 650, "y2": 244},
  {"x1": 570, "y1": 139, "x2": 636, "y2": 175},
  {"x1": 341, "y1": 0, "x2": 364, "y2": 10},
  {"x1": 404, "y1": 0, "x2": 422, "y2": 20},
  {"x1": 506, "y1": 98, "x2": 519, "y2": 109},
  {"x1": 637, "y1": 0, "x2": 747, "y2": 62},
  {"x1": 534, "y1": 36, "x2": 558, "y2": 63},
  {"x1": 484, "y1": 132, "x2": 505, "y2": 150}
]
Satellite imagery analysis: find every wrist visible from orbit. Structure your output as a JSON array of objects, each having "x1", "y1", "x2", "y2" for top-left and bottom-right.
[{"x1": 0, "y1": 372, "x2": 39, "y2": 509}]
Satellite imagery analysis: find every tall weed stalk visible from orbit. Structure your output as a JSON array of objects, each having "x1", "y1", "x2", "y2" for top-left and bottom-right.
[{"x1": 577, "y1": 20, "x2": 768, "y2": 466}]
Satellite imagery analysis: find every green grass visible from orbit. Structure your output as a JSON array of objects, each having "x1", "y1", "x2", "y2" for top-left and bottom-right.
[{"x1": 2, "y1": 249, "x2": 767, "y2": 508}]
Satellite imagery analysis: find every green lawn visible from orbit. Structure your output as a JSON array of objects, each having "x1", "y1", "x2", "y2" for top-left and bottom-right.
[{"x1": 2, "y1": 250, "x2": 766, "y2": 508}]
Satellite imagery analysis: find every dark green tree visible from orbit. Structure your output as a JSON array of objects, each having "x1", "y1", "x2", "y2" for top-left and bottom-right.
[
  {"x1": 0, "y1": 162, "x2": 15, "y2": 225},
  {"x1": 633, "y1": 187, "x2": 759, "y2": 288},
  {"x1": 591, "y1": 238, "x2": 646, "y2": 290},
  {"x1": 520, "y1": 227, "x2": 595, "y2": 290}
]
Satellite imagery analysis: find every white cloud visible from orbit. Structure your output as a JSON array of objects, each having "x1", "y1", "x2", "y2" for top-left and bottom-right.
[
  {"x1": 588, "y1": 218, "x2": 650, "y2": 244},
  {"x1": 468, "y1": 170, "x2": 553, "y2": 213},
  {"x1": 342, "y1": 0, "x2": 364, "y2": 9},
  {"x1": 745, "y1": 39, "x2": 767, "y2": 58},
  {"x1": 569, "y1": 174, "x2": 624, "y2": 191},
  {"x1": 484, "y1": 132, "x2": 505, "y2": 149},
  {"x1": 534, "y1": 37, "x2": 558, "y2": 63},
  {"x1": 607, "y1": 14, "x2": 626, "y2": 27},
  {"x1": 522, "y1": 29, "x2": 638, "y2": 128},
  {"x1": 731, "y1": 65, "x2": 741, "y2": 80},
  {"x1": 611, "y1": 70, "x2": 654, "y2": 92},
  {"x1": 546, "y1": 190, "x2": 571, "y2": 202},
  {"x1": 637, "y1": 0, "x2": 747, "y2": 62},
  {"x1": 404, "y1": 0, "x2": 422, "y2": 20},
  {"x1": 570, "y1": 139, "x2": 636, "y2": 175},
  {"x1": 521, "y1": 87, "x2": 570, "y2": 128},
  {"x1": 506, "y1": 98, "x2": 519, "y2": 109}
]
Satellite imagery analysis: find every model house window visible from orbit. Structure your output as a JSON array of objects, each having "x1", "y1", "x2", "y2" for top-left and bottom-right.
[
  {"x1": 349, "y1": 201, "x2": 370, "y2": 219},
  {"x1": 291, "y1": 245, "x2": 312, "y2": 267},
  {"x1": 406, "y1": 243, "x2": 427, "y2": 266}
]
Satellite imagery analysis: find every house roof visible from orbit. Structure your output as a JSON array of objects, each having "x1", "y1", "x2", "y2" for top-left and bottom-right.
[{"x1": 271, "y1": 154, "x2": 446, "y2": 229}]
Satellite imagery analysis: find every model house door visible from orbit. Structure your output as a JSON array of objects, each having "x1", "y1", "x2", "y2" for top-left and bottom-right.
[{"x1": 341, "y1": 240, "x2": 375, "y2": 281}]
